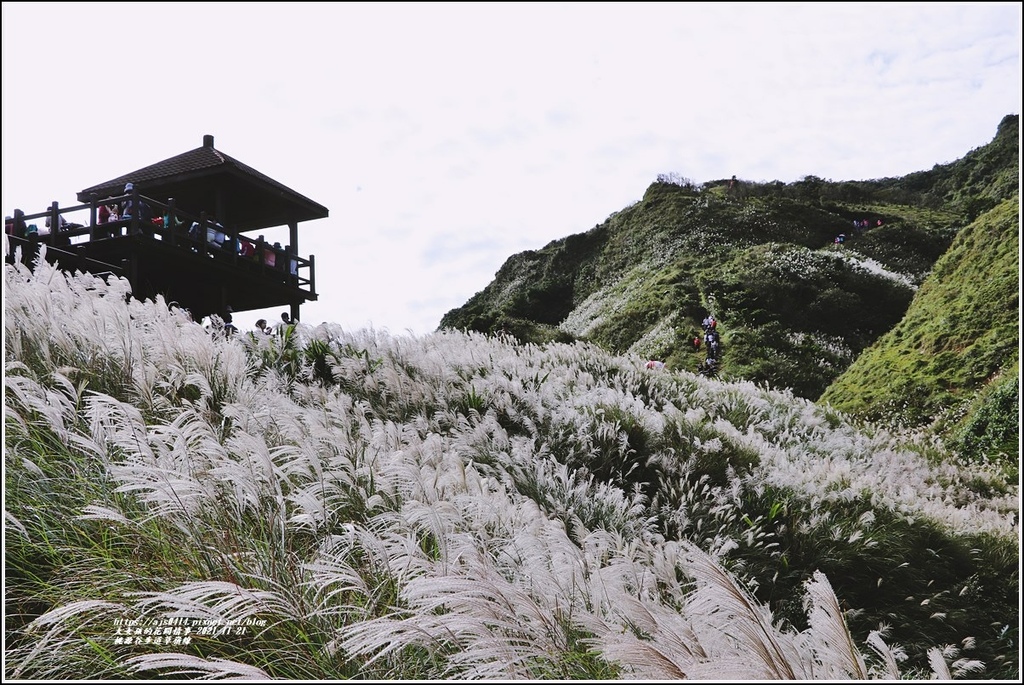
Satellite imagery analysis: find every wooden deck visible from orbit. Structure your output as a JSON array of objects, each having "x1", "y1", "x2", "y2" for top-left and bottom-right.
[{"x1": 5, "y1": 191, "x2": 317, "y2": 322}]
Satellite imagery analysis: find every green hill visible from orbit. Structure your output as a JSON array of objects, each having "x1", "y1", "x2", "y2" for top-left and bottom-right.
[
  {"x1": 820, "y1": 195, "x2": 1019, "y2": 461},
  {"x1": 440, "y1": 114, "x2": 1020, "y2": 459}
]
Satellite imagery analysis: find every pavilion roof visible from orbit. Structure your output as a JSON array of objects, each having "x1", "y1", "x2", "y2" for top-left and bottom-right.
[{"x1": 77, "y1": 134, "x2": 328, "y2": 232}]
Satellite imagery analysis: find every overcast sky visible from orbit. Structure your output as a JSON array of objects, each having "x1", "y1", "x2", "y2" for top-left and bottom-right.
[{"x1": 3, "y1": 2, "x2": 1020, "y2": 336}]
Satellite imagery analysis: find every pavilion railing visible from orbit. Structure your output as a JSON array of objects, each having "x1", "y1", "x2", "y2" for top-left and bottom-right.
[{"x1": 5, "y1": 191, "x2": 315, "y2": 293}]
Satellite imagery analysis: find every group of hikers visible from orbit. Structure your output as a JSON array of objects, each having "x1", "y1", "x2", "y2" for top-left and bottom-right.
[
  {"x1": 694, "y1": 314, "x2": 721, "y2": 376},
  {"x1": 178, "y1": 301, "x2": 298, "y2": 339},
  {"x1": 836, "y1": 217, "x2": 884, "y2": 245},
  {"x1": 216, "y1": 309, "x2": 296, "y2": 337},
  {"x1": 645, "y1": 313, "x2": 722, "y2": 376}
]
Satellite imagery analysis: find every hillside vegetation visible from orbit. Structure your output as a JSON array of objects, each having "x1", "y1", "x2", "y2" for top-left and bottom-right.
[
  {"x1": 439, "y1": 115, "x2": 1019, "y2": 461},
  {"x1": 821, "y1": 195, "x2": 1019, "y2": 463},
  {"x1": 4, "y1": 254, "x2": 1019, "y2": 680}
]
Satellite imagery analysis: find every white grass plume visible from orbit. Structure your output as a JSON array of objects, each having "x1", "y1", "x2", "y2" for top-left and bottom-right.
[
  {"x1": 123, "y1": 652, "x2": 271, "y2": 680},
  {"x1": 5, "y1": 257, "x2": 1014, "y2": 680},
  {"x1": 802, "y1": 569, "x2": 869, "y2": 679},
  {"x1": 130, "y1": 580, "x2": 297, "y2": 624},
  {"x1": 7, "y1": 599, "x2": 127, "y2": 680}
]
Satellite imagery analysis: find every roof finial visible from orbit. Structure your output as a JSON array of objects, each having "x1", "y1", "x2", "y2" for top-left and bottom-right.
[{"x1": 203, "y1": 134, "x2": 214, "y2": 147}]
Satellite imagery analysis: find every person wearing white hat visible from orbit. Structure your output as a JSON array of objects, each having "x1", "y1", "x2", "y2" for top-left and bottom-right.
[
  {"x1": 120, "y1": 182, "x2": 135, "y2": 218},
  {"x1": 120, "y1": 181, "x2": 152, "y2": 225}
]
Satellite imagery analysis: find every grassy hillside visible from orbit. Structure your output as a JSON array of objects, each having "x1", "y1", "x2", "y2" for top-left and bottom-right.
[
  {"x1": 4, "y1": 255, "x2": 1018, "y2": 680},
  {"x1": 441, "y1": 116, "x2": 1016, "y2": 376},
  {"x1": 440, "y1": 183, "x2": 962, "y2": 399},
  {"x1": 820, "y1": 195, "x2": 1020, "y2": 465}
]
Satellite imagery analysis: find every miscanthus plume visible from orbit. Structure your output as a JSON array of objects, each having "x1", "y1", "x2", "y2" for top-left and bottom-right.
[{"x1": 4, "y1": 248, "x2": 1016, "y2": 680}]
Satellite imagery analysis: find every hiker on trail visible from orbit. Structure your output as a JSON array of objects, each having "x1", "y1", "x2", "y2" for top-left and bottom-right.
[
  {"x1": 692, "y1": 335, "x2": 702, "y2": 351},
  {"x1": 645, "y1": 360, "x2": 666, "y2": 371},
  {"x1": 709, "y1": 338, "x2": 720, "y2": 359}
]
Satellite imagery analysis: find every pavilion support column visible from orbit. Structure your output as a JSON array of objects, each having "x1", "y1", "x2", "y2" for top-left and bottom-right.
[
  {"x1": 127, "y1": 257, "x2": 140, "y2": 304},
  {"x1": 308, "y1": 254, "x2": 316, "y2": 297},
  {"x1": 219, "y1": 285, "x2": 230, "y2": 322},
  {"x1": 289, "y1": 221, "x2": 302, "y2": 325}
]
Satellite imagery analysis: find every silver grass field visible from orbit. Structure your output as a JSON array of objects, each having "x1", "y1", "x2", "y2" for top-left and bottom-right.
[{"x1": 3, "y1": 248, "x2": 1018, "y2": 680}]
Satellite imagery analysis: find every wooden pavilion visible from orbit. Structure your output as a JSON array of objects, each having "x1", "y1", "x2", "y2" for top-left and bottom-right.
[{"x1": 5, "y1": 134, "x2": 328, "y2": 323}]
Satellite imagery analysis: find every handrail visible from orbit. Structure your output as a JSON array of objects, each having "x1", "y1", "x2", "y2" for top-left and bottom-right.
[
  {"x1": 7, "y1": 197, "x2": 315, "y2": 291},
  {"x1": 4, "y1": 233, "x2": 125, "y2": 277}
]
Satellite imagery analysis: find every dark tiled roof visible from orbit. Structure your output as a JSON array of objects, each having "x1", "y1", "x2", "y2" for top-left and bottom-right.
[{"x1": 77, "y1": 135, "x2": 328, "y2": 231}]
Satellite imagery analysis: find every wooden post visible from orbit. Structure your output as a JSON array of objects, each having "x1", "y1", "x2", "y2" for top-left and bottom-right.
[
  {"x1": 288, "y1": 221, "x2": 298, "y2": 261},
  {"x1": 308, "y1": 253, "x2": 316, "y2": 296},
  {"x1": 76, "y1": 245, "x2": 88, "y2": 273},
  {"x1": 128, "y1": 186, "x2": 139, "y2": 235},
  {"x1": 13, "y1": 209, "x2": 26, "y2": 237},
  {"x1": 127, "y1": 256, "x2": 138, "y2": 302},
  {"x1": 166, "y1": 198, "x2": 176, "y2": 246},
  {"x1": 199, "y1": 211, "x2": 208, "y2": 255},
  {"x1": 48, "y1": 201, "x2": 59, "y2": 246}
]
